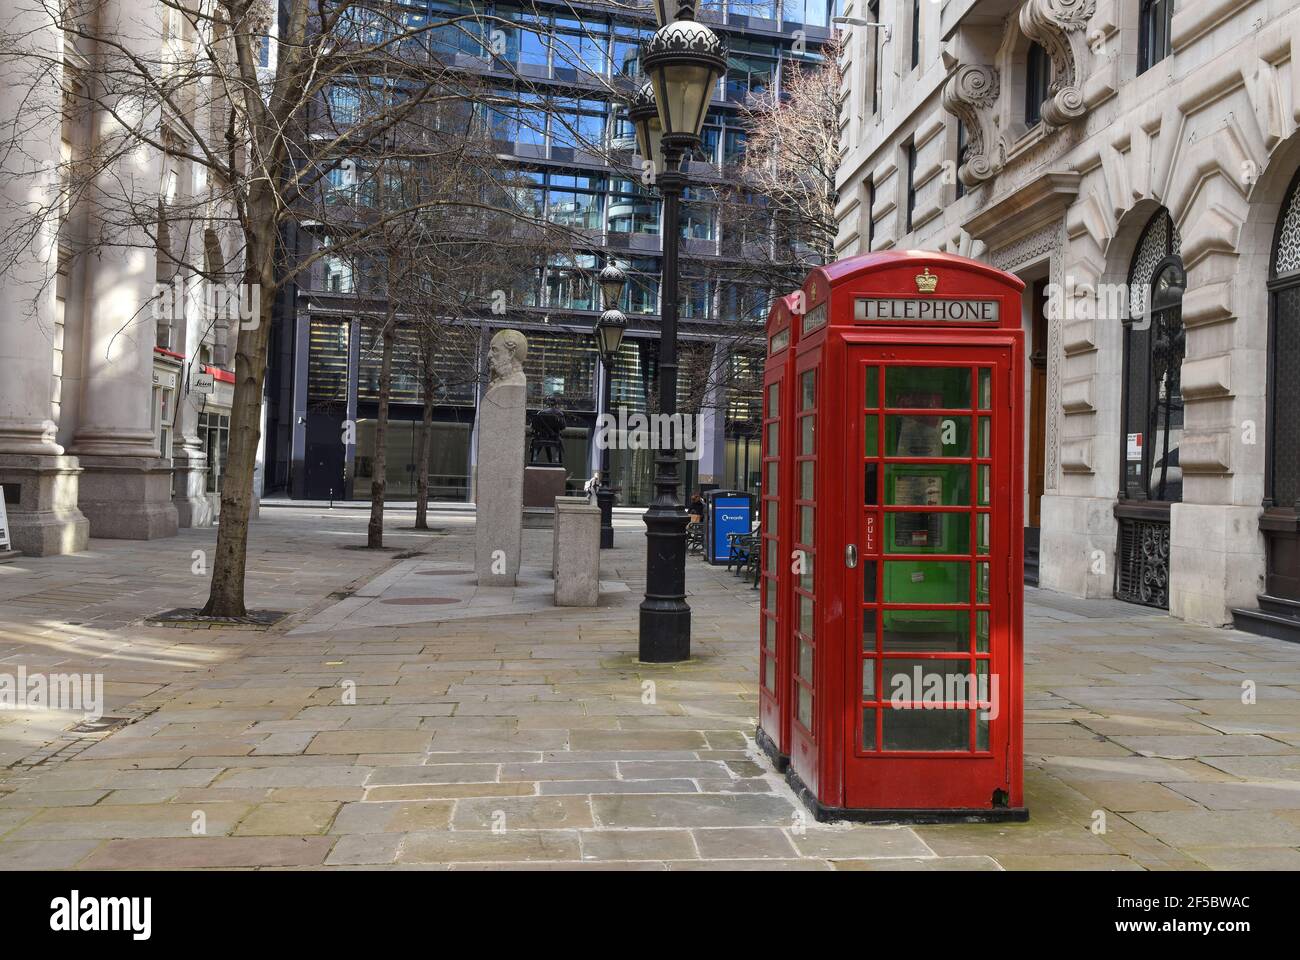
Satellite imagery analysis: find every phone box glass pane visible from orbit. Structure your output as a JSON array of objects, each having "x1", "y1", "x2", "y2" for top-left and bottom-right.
[
  {"x1": 864, "y1": 367, "x2": 879, "y2": 408},
  {"x1": 797, "y1": 685, "x2": 813, "y2": 730},
  {"x1": 799, "y1": 594, "x2": 814, "y2": 638},
  {"x1": 882, "y1": 560, "x2": 970, "y2": 604},
  {"x1": 800, "y1": 416, "x2": 815, "y2": 454},
  {"x1": 862, "y1": 659, "x2": 876, "y2": 700},
  {"x1": 885, "y1": 367, "x2": 971, "y2": 409},
  {"x1": 884, "y1": 464, "x2": 969, "y2": 505},
  {"x1": 886, "y1": 415, "x2": 970, "y2": 457},
  {"x1": 882, "y1": 609, "x2": 969, "y2": 651},
  {"x1": 882, "y1": 657, "x2": 976, "y2": 703},
  {"x1": 882, "y1": 707, "x2": 969, "y2": 751},
  {"x1": 798, "y1": 637, "x2": 813, "y2": 680},
  {"x1": 861, "y1": 708, "x2": 877, "y2": 749}
]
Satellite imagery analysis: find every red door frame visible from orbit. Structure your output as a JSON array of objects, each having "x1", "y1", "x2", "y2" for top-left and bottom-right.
[{"x1": 840, "y1": 337, "x2": 1023, "y2": 812}]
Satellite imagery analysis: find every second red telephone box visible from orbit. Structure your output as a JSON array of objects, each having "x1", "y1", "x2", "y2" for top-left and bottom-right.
[
  {"x1": 775, "y1": 250, "x2": 1028, "y2": 823},
  {"x1": 757, "y1": 293, "x2": 801, "y2": 772}
]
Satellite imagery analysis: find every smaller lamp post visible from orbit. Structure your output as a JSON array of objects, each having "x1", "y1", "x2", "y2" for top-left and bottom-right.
[{"x1": 594, "y1": 265, "x2": 628, "y2": 549}]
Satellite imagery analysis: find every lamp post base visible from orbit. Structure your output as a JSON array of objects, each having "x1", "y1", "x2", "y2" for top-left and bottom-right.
[
  {"x1": 638, "y1": 599, "x2": 691, "y2": 662},
  {"x1": 638, "y1": 501, "x2": 691, "y2": 662}
]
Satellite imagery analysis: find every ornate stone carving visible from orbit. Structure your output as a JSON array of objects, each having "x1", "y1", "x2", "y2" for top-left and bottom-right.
[
  {"x1": 1019, "y1": 0, "x2": 1096, "y2": 127},
  {"x1": 941, "y1": 64, "x2": 1006, "y2": 187}
]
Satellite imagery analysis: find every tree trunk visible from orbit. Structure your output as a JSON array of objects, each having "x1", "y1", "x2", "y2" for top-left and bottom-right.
[
  {"x1": 367, "y1": 319, "x2": 395, "y2": 548},
  {"x1": 414, "y1": 363, "x2": 434, "y2": 529},
  {"x1": 202, "y1": 246, "x2": 275, "y2": 617}
]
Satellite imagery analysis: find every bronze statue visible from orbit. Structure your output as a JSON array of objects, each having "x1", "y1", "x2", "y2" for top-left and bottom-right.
[{"x1": 529, "y1": 395, "x2": 566, "y2": 465}]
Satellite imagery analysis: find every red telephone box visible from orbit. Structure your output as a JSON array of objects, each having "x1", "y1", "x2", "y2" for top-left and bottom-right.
[
  {"x1": 757, "y1": 293, "x2": 801, "y2": 771},
  {"x1": 778, "y1": 251, "x2": 1028, "y2": 822}
]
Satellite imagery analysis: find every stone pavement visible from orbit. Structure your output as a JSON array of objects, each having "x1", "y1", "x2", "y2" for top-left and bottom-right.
[{"x1": 1, "y1": 504, "x2": 1299, "y2": 870}]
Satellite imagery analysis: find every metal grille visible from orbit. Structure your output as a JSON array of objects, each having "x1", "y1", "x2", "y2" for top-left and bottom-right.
[
  {"x1": 1129, "y1": 213, "x2": 1168, "y2": 316},
  {"x1": 1127, "y1": 210, "x2": 1181, "y2": 316},
  {"x1": 1273, "y1": 284, "x2": 1300, "y2": 506},
  {"x1": 1276, "y1": 185, "x2": 1300, "y2": 277},
  {"x1": 1115, "y1": 515, "x2": 1170, "y2": 609}
]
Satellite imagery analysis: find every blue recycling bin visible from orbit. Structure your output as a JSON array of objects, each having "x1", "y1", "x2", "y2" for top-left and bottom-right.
[{"x1": 703, "y1": 489, "x2": 755, "y2": 565}]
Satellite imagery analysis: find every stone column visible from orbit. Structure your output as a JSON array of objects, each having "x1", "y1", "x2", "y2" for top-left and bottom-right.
[
  {"x1": 68, "y1": 0, "x2": 178, "y2": 539},
  {"x1": 694, "y1": 342, "x2": 729, "y2": 487},
  {"x1": 0, "y1": 5, "x2": 89, "y2": 555}
]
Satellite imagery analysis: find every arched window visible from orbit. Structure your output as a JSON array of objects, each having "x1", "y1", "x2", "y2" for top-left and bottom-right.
[
  {"x1": 1122, "y1": 209, "x2": 1185, "y2": 503},
  {"x1": 1116, "y1": 208, "x2": 1184, "y2": 608},
  {"x1": 1267, "y1": 170, "x2": 1300, "y2": 510}
]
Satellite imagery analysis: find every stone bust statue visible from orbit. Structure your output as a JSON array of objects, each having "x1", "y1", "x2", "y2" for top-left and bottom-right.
[{"x1": 488, "y1": 329, "x2": 527, "y2": 388}]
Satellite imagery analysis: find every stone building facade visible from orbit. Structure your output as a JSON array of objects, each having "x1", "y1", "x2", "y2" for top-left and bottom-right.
[
  {"x1": 835, "y1": 0, "x2": 1300, "y2": 637},
  {"x1": 0, "y1": 0, "x2": 240, "y2": 556}
]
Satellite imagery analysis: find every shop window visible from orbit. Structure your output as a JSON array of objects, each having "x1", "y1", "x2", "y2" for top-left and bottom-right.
[
  {"x1": 151, "y1": 375, "x2": 175, "y2": 459},
  {"x1": 200, "y1": 412, "x2": 230, "y2": 493}
]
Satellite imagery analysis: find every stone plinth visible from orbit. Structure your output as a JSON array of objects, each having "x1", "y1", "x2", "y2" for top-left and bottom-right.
[
  {"x1": 553, "y1": 495, "x2": 601, "y2": 607},
  {"x1": 172, "y1": 447, "x2": 213, "y2": 527},
  {"x1": 474, "y1": 381, "x2": 526, "y2": 586},
  {"x1": 0, "y1": 455, "x2": 90, "y2": 556},
  {"x1": 77, "y1": 455, "x2": 179, "y2": 540},
  {"x1": 523, "y1": 464, "x2": 567, "y2": 509}
]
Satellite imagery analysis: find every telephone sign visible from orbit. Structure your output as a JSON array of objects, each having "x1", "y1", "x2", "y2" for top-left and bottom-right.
[{"x1": 758, "y1": 251, "x2": 1028, "y2": 823}]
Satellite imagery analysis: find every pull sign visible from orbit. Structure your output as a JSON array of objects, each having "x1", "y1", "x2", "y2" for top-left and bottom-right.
[{"x1": 845, "y1": 544, "x2": 858, "y2": 568}]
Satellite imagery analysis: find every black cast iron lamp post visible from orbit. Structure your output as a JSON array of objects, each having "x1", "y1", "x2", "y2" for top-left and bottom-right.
[
  {"x1": 633, "y1": 5, "x2": 726, "y2": 663},
  {"x1": 594, "y1": 265, "x2": 628, "y2": 550}
]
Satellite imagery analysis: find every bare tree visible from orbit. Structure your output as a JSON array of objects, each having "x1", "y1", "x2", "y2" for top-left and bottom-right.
[{"x1": 0, "y1": 0, "x2": 637, "y2": 614}]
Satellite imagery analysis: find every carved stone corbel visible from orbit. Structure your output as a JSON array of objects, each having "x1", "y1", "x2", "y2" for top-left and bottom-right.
[
  {"x1": 1019, "y1": 0, "x2": 1096, "y2": 127},
  {"x1": 941, "y1": 64, "x2": 1005, "y2": 187}
]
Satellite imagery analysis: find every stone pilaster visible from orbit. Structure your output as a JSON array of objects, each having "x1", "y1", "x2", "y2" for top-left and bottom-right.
[
  {"x1": 67, "y1": 0, "x2": 177, "y2": 540},
  {"x1": 0, "y1": 4, "x2": 90, "y2": 555}
]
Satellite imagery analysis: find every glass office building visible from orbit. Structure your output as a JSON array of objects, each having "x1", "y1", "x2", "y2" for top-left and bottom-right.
[{"x1": 262, "y1": 0, "x2": 837, "y2": 506}]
